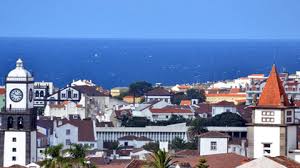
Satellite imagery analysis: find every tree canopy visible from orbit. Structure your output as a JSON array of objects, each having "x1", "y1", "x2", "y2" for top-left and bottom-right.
[{"x1": 129, "y1": 81, "x2": 153, "y2": 97}]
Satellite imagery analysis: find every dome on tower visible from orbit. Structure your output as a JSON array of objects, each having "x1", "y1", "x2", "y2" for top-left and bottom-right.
[{"x1": 6, "y1": 59, "x2": 33, "y2": 81}]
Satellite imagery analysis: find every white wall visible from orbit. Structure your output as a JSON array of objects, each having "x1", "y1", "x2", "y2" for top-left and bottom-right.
[
  {"x1": 212, "y1": 106, "x2": 237, "y2": 116},
  {"x1": 3, "y1": 132, "x2": 26, "y2": 167},
  {"x1": 146, "y1": 96, "x2": 171, "y2": 103},
  {"x1": 199, "y1": 138, "x2": 228, "y2": 156},
  {"x1": 253, "y1": 126, "x2": 280, "y2": 158},
  {"x1": 6, "y1": 83, "x2": 32, "y2": 109},
  {"x1": 119, "y1": 140, "x2": 151, "y2": 148},
  {"x1": 254, "y1": 109, "x2": 282, "y2": 124},
  {"x1": 53, "y1": 123, "x2": 78, "y2": 149},
  {"x1": 287, "y1": 126, "x2": 297, "y2": 152},
  {"x1": 31, "y1": 131, "x2": 37, "y2": 163}
]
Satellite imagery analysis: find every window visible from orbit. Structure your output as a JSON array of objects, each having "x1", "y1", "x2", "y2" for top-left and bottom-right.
[
  {"x1": 68, "y1": 90, "x2": 72, "y2": 98},
  {"x1": 66, "y1": 139, "x2": 71, "y2": 145},
  {"x1": 40, "y1": 91, "x2": 44, "y2": 97},
  {"x1": 262, "y1": 111, "x2": 274, "y2": 116},
  {"x1": 263, "y1": 143, "x2": 271, "y2": 155},
  {"x1": 210, "y1": 141, "x2": 217, "y2": 151},
  {"x1": 124, "y1": 142, "x2": 128, "y2": 146},
  {"x1": 12, "y1": 148, "x2": 16, "y2": 152},
  {"x1": 40, "y1": 150, "x2": 43, "y2": 153},
  {"x1": 12, "y1": 156, "x2": 16, "y2": 161},
  {"x1": 35, "y1": 91, "x2": 39, "y2": 97},
  {"x1": 17, "y1": 117, "x2": 23, "y2": 129},
  {"x1": 262, "y1": 118, "x2": 274, "y2": 122},
  {"x1": 165, "y1": 98, "x2": 168, "y2": 102},
  {"x1": 66, "y1": 129, "x2": 71, "y2": 135},
  {"x1": 226, "y1": 109, "x2": 231, "y2": 112},
  {"x1": 12, "y1": 137, "x2": 16, "y2": 142},
  {"x1": 62, "y1": 93, "x2": 66, "y2": 98},
  {"x1": 8, "y1": 116, "x2": 14, "y2": 129},
  {"x1": 90, "y1": 144, "x2": 94, "y2": 148},
  {"x1": 286, "y1": 110, "x2": 293, "y2": 123},
  {"x1": 74, "y1": 94, "x2": 78, "y2": 98}
]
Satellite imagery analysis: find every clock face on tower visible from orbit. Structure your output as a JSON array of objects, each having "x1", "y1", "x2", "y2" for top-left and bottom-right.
[
  {"x1": 29, "y1": 88, "x2": 33, "y2": 102},
  {"x1": 10, "y1": 88, "x2": 23, "y2": 102}
]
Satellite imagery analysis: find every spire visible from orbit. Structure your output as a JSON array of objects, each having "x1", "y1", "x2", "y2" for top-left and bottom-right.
[
  {"x1": 16, "y1": 58, "x2": 23, "y2": 68},
  {"x1": 257, "y1": 65, "x2": 290, "y2": 107}
]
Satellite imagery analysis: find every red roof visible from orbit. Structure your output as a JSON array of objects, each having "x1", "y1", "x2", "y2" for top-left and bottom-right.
[
  {"x1": 0, "y1": 88, "x2": 5, "y2": 95},
  {"x1": 57, "y1": 119, "x2": 95, "y2": 142},
  {"x1": 198, "y1": 131, "x2": 230, "y2": 138},
  {"x1": 180, "y1": 100, "x2": 191, "y2": 106},
  {"x1": 258, "y1": 65, "x2": 291, "y2": 108},
  {"x1": 146, "y1": 87, "x2": 171, "y2": 96},
  {"x1": 212, "y1": 101, "x2": 235, "y2": 107},
  {"x1": 150, "y1": 106, "x2": 193, "y2": 114}
]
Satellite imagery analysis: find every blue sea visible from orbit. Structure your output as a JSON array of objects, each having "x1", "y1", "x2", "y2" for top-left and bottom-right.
[{"x1": 0, "y1": 37, "x2": 300, "y2": 89}]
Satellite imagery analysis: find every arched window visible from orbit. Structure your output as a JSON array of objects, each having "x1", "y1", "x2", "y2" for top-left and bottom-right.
[
  {"x1": 7, "y1": 116, "x2": 13, "y2": 129},
  {"x1": 68, "y1": 90, "x2": 72, "y2": 98},
  {"x1": 35, "y1": 91, "x2": 39, "y2": 97},
  {"x1": 17, "y1": 117, "x2": 23, "y2": 129},
  {"x1": 40, "y1": 91, "x2": 44, "y2": 97}
]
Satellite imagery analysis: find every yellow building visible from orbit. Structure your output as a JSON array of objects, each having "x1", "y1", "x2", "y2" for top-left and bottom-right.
[
  {"x1": 110, "y1": 87, "x2": 129, "y2": 97},
  {"x1": 206, "y1": 93, "x2": 246, "y2": 105},
  {"x1": 123, "y1": 96, "x2": 143, "y2": 104}
]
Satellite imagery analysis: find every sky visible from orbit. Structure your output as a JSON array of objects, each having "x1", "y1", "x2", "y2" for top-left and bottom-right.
[{"x1": 0, "y1": 0, "x2": 300, "y2": 39}]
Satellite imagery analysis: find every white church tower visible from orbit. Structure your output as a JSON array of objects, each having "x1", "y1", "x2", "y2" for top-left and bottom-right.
[
  {"x1": 248, "y1": 65, "x2": 299, "y2": 159},
  {"x1": 0, "y1": 59, "x2": 37, "y2": 167}
]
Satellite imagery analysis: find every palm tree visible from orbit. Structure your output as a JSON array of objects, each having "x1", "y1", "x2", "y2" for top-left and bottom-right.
[
  {"x1": 196, "y1": 158, "x2": 209, "y2": 168},
  {"x1": 67, "y1": 143, "x2": 90, "y2": 168},
  {"x1": 149, "y1": 149, "x2": 176, "y2": 168},
  {"x1": 41, "y1": 144, "x2": 70, "y2": 168}
]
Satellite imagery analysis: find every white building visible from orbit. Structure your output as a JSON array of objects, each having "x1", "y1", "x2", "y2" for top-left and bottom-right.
[
  {"x1": 118, "y1": 135, "x2": 153, "y2": 148},
  {"x1": 0, "y1": 59, "x2": 37, "y2": 167},
  {"x1": 247, "y1": 65, "x2": 300, "y2": 161},
  {"x1": 145, "y1": 87, "x2": 172, "y2": 103},
  {"x1": 149, "y1": 106, "x2": 194, "y2": 121},
  {"x1": 51, "y1": 117, "x2": 97, "y2": 150},
  {"x1": 198, "y1": 131, "x2": 229, "y2": 156},
  {"x1": 96, "y1": 123, "x2": 188, "y2": 143},
  {"x1": 44, "y1": 101, "x2": 86, "y2": 119},
  {"x1": 34, "y1": 81, "x2": 54, "y2": 107},
  {"x1": 211, "y1": 101, "x2": 237, "y2": 117},
  {"x1": 71, "y1": 79, "x2": 96, "y2": 87}
]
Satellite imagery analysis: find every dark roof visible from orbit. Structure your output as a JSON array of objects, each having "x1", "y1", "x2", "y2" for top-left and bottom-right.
[
  {"x1": 96, "y1": 121, "x2": 114, "y2": 127},
  {"x1": 198, "y1": 131, "x2": 230, "y2": 138},
  {"x1": 118, "y1": 135, "x2": 153, "y2": 141},
  {"x1": 267, "y1": 156, "x2": 300, "y2": 168},
  {"x1": 149, "y1": 105, "x2": 193, "y2": 114},
  {"x1": 146, "y1": 87, "x2": 171, "y2": 96},
  {"x1": 72, "y1": 85, "x2": 109, "y2": 97},
  {"x1": 237, "y1": 105, "x2": 252, "y2": 123},
  {"x1": 88, "y1": 157, "x2": 110, "y2": 165},
  {"x1": 212, "y1": 101, "x2": 235, "y2": 107},
  {"x1": 37, "y1": 117, "x2": 55, "y2": 134},
  {"x1": 194, "y1": 103, "x2": 212, "y2": 114},
  {"x1": 57, "y1": 118, "x2": 95, "y2": 142}
]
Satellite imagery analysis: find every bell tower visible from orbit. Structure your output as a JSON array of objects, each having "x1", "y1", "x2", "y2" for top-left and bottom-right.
[
  {"x1": 0, "y1": 59, "x2": 37, "y2": 167},
  {"x1": 247, "y1": 65, "x2": 299, "y2": 159}
]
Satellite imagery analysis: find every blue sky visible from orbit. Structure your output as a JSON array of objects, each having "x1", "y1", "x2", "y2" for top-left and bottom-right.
[{"x1": 0, "y1": 0, "x2": 300, "y2": 39}]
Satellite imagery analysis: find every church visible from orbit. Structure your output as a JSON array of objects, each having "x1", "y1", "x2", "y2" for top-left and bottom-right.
[{"x1": 0, "y1": 59, "x2": 37, "y2": 167}]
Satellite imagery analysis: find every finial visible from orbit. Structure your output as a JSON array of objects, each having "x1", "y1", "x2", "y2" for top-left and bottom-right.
[
  {"x1": 290, "y1": 96, "x2": 295, "y2": 106},
  {"x1": 16, "y1": 58, "x2": 23, "y2": 68}
]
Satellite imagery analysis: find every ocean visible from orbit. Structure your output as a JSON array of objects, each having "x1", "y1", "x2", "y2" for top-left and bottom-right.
[{"x1": 0, "y1": 37, "x2": 300, "y2": 89}]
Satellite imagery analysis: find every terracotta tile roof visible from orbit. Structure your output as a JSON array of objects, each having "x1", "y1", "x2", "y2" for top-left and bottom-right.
[
  {"x1": 258, "y1": 65, "x2": 291, "y2": 108},
  {"x1": 173, "y1": 153, "x2": 249, "y2": 168},
  {"x1": 198, "y1": 131, "x2": 230, "y2": 138},
  {"x1": 206, "y1": 93, "x2": 246, "y2": 97},
  {"x1": 57, "y1": 119, "x2": 95, "y2": 142},
  {"x1": 236, "y1": 105, "x2": 252, "y2": 123},
  {"x1": 212, "y1": 101, "x2": 235, "y2": 107},
  {"x1": 180, "y1": 100, "x2": 192, "y2": 106},
  {"x1": 0, "y1": 88, "x2": 5, "y2": 95},
  {"x1": 174, "y1": 150, "x2": 199, "y2": 156},
  {"x1": 125, "y1": 159, "x2": 146, "y2": 168},
  {"x1": 194, "y1": 103, "x2": 212, "y2": 115},
  {"x1": 267, "y1": 156, "x2": 300, "y2": 168},
  {"x1": 96, "y1": 121, "x2": 114, "y2": 127},
  {"x1": 150, "y1": 106, "x2": 193, "y2": 114},
  {"x1": 146, "y1": 87, "x2": 171, "y2": 96}
]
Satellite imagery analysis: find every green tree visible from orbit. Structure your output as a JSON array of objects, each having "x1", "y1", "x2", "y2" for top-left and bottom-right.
[
  {"x1": 67, "y1": 144, "x2": 90, "y2": 168},
  {"x1": 149, "y1": 149, "x2": 177, "y2": 168},
  {"x1": 188, "y1": 118, "x2": 208, "y2": 137},
  {"x1": 129, "y1": 81, "x2": 153, "y2": 97},
  {"x1": 196, "y1": 158, "x2": 209, "y2": 168},
  {"x1": 143, "y1": 142, "x2": 159, "y2": 152},
  {"x1": 41, "y1": 144, "x2": 70, "y2": 168},
  {"x1": 171, "y1": 92, "x2": 187, "y2": 105},
  {"x1": 170, "y1": 137, "x2": 186, "y2": 150},
  {"x1": 209, "y1": 112, "x2": 246, "y2": 126},
  {"x1": 186, "y1": 89, "x2": 206, "y2": 103}
]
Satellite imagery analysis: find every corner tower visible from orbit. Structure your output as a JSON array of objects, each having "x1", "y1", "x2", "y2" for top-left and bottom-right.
[
  {"x1": 0, "y1": 59, "x2": 36, "y2": 167},
  {"x1": 247, "y1": 65, "x2": 298, "y2": 158}
]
